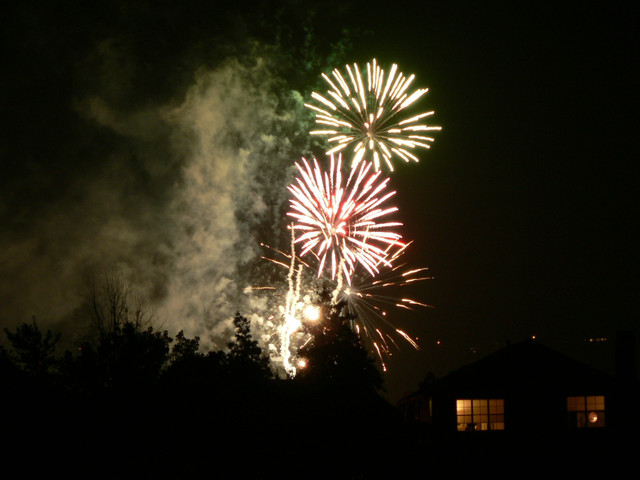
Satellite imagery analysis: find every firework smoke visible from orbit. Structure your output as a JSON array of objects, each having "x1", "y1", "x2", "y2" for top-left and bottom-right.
[{"x1": 0, "y1": 47, "x2": 312, "y2": 353}]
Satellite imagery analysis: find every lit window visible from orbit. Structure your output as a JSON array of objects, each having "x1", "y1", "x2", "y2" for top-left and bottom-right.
[
  {"x1": 456, "y1": 398, "x2": 505, "y2": 431},
  {"x1": 567, "y1": 395, "x2": 605, "y2": 428}
]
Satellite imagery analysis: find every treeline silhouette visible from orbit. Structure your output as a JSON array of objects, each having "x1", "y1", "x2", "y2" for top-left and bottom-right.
[{"x1": 1, "y1": 287, "x2": 417, "y2": 479}]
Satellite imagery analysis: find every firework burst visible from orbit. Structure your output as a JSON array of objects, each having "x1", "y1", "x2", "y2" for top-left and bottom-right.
[
  {"x1": 305, "y1": 58, "x2": 441, "y2": 172},
  {"x1": 329, "y1": 242, "x2": 433, "y2": 370},
  {"x1": 257, "y1": 239, "x2": 432, "y2": 373},
  {"x1": 287, "y1": 153, "x2": 404, "y2": 284},
  {"x1": 252, "y1": 58, "x2": 441, "y2": 376}
]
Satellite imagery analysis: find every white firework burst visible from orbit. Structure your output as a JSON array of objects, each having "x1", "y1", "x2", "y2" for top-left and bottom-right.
[{"x1": 306, "y1": 58, "x2": 441, "y2": 172}]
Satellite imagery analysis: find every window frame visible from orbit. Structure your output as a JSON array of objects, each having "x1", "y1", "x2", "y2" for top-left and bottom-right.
[
  {"x1": 456, "y1": 398, "x2": 505, "y2": 432},
  {"x1": 567, "y1": 395, "x2": 605, "y2": 428}
]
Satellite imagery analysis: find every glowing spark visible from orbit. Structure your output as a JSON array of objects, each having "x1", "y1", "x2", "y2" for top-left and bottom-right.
[
  {"x1": 305, "y1": 59, "x2": 441, "y2": 172},
  {"x1": 303, "y1": 304, "x2": 321, "y2": 322},
  {"x1": 287, "y1": 153, "x2": 404, "y2": 284}
]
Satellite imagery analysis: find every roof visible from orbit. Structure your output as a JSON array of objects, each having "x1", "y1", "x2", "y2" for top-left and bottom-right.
[{"x1": 415, "y1": 339, "x2": 617, "y2": 398}]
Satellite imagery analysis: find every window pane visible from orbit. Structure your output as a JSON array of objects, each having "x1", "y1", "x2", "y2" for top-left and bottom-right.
[
  {"x1": 473, "y1": 399, "x2": 488, "y2": 414},
  {"x1": 567, "y1": 396, "x2": 585, "y2": 411},
  {"x1": 457, "y1": 399, "x2": 472, "y2": 415},
  {"x1": 489, "y1": 399, "x2": 504, "y2": 414},
  {"x1": 587, "y1": 396, "x2": 605, "y2": 410}
]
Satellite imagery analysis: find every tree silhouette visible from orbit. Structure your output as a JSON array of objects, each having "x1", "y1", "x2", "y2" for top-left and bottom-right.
[
  {"x1": 0, "y1": 302, "x2": 406, "y2": 478},
  {"x1": 161, "y1": 330, "x2": 227, "y2": 395},
  {"x1": 226, "y1": 311, "x2": 272, "y2": 380},
  {"x1": 284, "y1": 288, "x2": 397, "y2": 480},
  {"x1": 57, "y1": 271, "x2": 171, "y2": 393},
  {"x1": 62, "y1": 321, "x2": 171, "y2": 393},
  {"x1": 4, "y1": 317, "x2": 60, "y2": 376},
  {"x1": 168, "y1": 329, "x2": 202, "y2": 364},
  {"x1": 0, "y1": 271, "x2": 400, "y2": 478},
  {"x1": 82, "y1": 270, "x2": 156, "y2": 337},
  {"x1": 297, "y1": 289, "x2": 383, "y2": 393}
]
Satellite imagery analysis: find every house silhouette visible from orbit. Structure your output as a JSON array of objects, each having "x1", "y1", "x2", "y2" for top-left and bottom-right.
[{"x1": 396, "y1": 337, "x2": 638, "y2": 474}]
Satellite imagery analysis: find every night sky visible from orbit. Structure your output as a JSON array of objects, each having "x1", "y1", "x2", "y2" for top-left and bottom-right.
[{"x1": 1, "y1": 1, "x2": 637, "y2": 402}]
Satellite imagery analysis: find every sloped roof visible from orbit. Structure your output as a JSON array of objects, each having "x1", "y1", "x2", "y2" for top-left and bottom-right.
[{"x1": 419, "y1": 339, "x2": 616, "y2": 397}]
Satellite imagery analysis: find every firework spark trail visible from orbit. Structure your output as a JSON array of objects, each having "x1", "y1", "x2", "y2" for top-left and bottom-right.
[
  {"x1": 305, "y1": 58, "x2": 441, "y2": 172},
  {"x1": 256, "y1": 230, "x2": 321, "y2": 377},
  {"x1": 287, "y1": 153, "x2": 404, "y2": 284},
  {"x1": 330, "y1": 256, "x2": 345, "y2": 306},
  {"x1": 277, "y1": 226, "x2": 306, "y2": 376},
  {"x1": 329, "y1": 241, "x2": 433, "y2": 368}
]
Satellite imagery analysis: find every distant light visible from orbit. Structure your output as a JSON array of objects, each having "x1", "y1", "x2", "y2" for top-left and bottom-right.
[
  {"x1": 531, "y1": 335, "x2": 536, "y2": 340},
  {"x1": 587, "y1": 337, "x2": 608, "y2": 343},
  {"x1": 297, "y1": 358, "x2": 307, "y2": 369},
  {"x1": 588, "y1": 411, "x2": 598, "y2": 424}
]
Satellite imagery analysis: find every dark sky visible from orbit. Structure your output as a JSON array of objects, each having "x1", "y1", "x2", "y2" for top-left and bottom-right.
[{"x1": 1, "y1": 1, "x2": 637, "y2": 402}]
